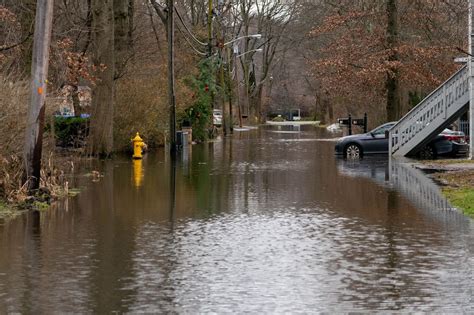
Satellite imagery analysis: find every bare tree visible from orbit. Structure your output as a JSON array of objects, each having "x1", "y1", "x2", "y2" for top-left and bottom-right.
[{"x1": 236, "y1": 0, "x2": 299, "y2": 122}]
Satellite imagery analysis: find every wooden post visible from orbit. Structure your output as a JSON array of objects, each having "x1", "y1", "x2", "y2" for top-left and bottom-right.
[
  {"x1": 23, "y1": 0, "x2": 54, "y2": 191},
  {"x1": 168, "y1": 0, "x2": 177, "y2": 154}
]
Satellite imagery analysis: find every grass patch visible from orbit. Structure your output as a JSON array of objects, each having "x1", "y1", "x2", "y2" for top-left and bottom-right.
[
  {"x1": 68, "y1": 188, "x2": 81, "y2": 197},
  {"x1": 430, "y1": 169, "x2": 474, "y2": 217},
  {"x1": 442, "y1": 187, "x2": 474, "y2": 217}
]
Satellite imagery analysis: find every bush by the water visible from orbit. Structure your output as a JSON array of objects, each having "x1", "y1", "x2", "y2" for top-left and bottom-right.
[{"x1": 53, "y1": 116, "x2": 89, "y2": 147}]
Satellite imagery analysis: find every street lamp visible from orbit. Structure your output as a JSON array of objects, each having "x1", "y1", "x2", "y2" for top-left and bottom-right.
[
  {"x1": 236, "y1": 48, "x2": 263, "y2": 58},
  {"x1": 224, "y1": 34, "x2": 262, "y2": 47}
]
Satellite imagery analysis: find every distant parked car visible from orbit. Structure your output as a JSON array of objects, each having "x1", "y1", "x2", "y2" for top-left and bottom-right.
[
  {"x1": 335, "y1": 122, "x2": 469, "y2": 159},
  {"x1": 213, "y1": 109, "x2": 222, "y2": 126}
]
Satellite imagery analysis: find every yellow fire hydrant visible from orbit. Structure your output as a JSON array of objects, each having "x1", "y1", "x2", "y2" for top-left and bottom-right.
[{"x1": 131, "y1": 132, "x2": 146, "y2": 159}]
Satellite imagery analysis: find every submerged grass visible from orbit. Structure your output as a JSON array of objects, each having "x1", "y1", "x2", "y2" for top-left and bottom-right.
[{"x1": 0, "y1": 200, "x2": 22, "y2": 219}]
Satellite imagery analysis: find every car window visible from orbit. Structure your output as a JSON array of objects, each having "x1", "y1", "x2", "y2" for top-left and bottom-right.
[{"x1": 371, "y1": 124, "x2": 393, "y2": 135}]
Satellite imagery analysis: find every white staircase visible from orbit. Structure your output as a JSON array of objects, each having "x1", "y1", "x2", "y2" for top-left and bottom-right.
[{"x1": 389, "y1": 65, "x2": 470, "y2": 156}]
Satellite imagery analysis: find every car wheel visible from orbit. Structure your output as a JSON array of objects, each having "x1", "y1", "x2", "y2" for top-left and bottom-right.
[
  {"x1": 345, "y1": 143, "x2": 362, "y2": 159},
  {"x1": 418, "y1": 145, "x2": 436, "y2": 160}
]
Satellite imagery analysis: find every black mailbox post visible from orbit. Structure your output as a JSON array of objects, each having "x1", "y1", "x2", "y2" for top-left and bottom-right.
[
  {"x1": 352, "y1": 113, "x2": 368, "y2": 133},
  {"x1": 337, "y1": 113, "x2": 367, "y2": 135},
  {"x1": 338, "y1": 114, "x2": 352, "y2": 135}
]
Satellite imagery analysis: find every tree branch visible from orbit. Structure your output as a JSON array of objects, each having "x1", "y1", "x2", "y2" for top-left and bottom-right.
[
  {"x1": 0, "y1": 33, "x2": 33, "y2": 52},
  {"x1": 150, "y1": 0, "x2": 168, "y2": 25}
]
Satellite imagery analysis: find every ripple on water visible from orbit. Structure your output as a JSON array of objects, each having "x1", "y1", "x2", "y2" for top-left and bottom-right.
[{"x1": 118, "y1": 210, "x2": 473, "y2": 313}]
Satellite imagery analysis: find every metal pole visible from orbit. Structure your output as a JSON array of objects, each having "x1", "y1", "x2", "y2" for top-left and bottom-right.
[
  {"x1": 364, "y1": 113, "x2": 368, "y2": 133},
  {"x1": 348, "y1": 114, "x2": 352, "y2": 135},
  {"x1": 469, "y1": 0, "x2": 474, "y2": 159},
  {"x1": 168, "y1": 0, "x2": 176, "y2": 154},
  {"x1": 23, "y1": 0, "x2": 54, "y2": 191}
]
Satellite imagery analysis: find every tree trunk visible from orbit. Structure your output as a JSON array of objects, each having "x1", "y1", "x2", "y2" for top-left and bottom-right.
[
  {"x1": 114, "y1": 0, "x2": 132, "y2": 79},
  {"x1": 23, "y1": 0, "x2": 54, "y2": 192},
  {"x1": 316, "y1": 95, "x2": 328, "y2": 125},
  {"x1": 88, "y1": 0, "x2": 115, "y2": 157},
  {"x1": 250, "y1": 85, "x2": 264, "y2": 123},
  {"x1": 71, "y1": 85, "x2": 82, "y2": 117},
  {"x1": 386, "y1": 0, "x2": 401, "y2": 122}
]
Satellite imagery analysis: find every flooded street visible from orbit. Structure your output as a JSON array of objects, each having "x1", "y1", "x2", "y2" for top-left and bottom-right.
[{"x1": 1, "y1": 126, "x2": 473, "y2": 313}]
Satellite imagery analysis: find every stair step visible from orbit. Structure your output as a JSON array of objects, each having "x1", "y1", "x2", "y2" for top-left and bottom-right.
[{"x1": 390, "y1": 65, "x2": 470, "y2": 156}]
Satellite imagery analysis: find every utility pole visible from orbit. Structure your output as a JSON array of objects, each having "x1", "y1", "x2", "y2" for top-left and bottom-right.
[
  {"x1": 227, "y1": 47, "x2": 234, "y2": 133},
  {"x1": 470, "y1": 0, "x2": 474, "y2": 160},
  {"x1": 207, "y1": 0, "x2": 213, "y2": 56},
  {"x1": 234, "y1": 45, "x2": 243, "y2": 128},
  {"x1": 168, "y1": 0, "x2": 176, "y2": 154},
  {"x1": 23, "y1": 0, "x2": 54, "y2": 192},
  {"x1": 219, "y1": 50, "x2": 228, "y2": 135},
  {"x1": 217, "y1": 3, "x2": 229, "y2": 135}
]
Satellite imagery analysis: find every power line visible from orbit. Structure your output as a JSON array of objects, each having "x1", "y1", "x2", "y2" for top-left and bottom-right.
[
  {"x1": 174, "y1": 7, "x2": 208, "y2": 47},
  {"x1": 176, "y1": 22, "x2": 207, "y2": 56}
]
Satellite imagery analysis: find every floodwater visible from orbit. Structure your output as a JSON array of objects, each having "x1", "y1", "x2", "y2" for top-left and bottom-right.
[{"x1": 1, "y1": 126, "x2": 473, "y2": 313}]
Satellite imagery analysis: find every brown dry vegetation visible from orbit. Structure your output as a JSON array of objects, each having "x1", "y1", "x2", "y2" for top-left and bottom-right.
[
  {"x1": 432, "y1": 170, "x2": 474, "y2": 189},
  {"x1": 0, "y1": 77, "x2": 70, "y2": 205},
  {"x1": 114, "y1": 61, "x2": 195, "y2": 151},
  {"x1": 0, "y1": 77, "x2": 28, "y2": 202}
]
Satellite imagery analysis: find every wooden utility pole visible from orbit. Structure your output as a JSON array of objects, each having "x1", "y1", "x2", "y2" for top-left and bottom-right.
[
  {"x1": 226, "y1": 49, "x2": 234, "y2": 133},
  {"x1": 469, "y1": 0, "x2": 474, "y2": 160},
  {"x1": 168, "y1": 0, "x2": 177, "y2": 154},
  {"x1": 23, "y1": 0, "x2": 54, "y2": 192},
  {"x1": 220, "y1": 51, "x2": 228, "y2": 135},
  {"x1": 207, "y1": 0, "x2": 213, "y2": 56},
  {"x1": 234, "y1": 46, "x2": 243, "y2": 128}
]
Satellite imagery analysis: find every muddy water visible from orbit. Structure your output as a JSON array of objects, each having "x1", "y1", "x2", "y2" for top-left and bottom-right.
[{"x1": 1, "y1": 126, "x2": 473, "y2": 313}]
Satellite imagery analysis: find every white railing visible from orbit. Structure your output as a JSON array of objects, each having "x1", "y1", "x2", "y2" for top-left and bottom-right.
[
  {"x1": 389, "y1": 65, "x2": 470, "y2": 156},
  {"x1": 460, "y1": 119, "x2": 470, "y2": 138}
]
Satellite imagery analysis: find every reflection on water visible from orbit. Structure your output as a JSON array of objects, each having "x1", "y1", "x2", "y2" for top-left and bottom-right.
[
  {"x1": 132, "y1": 159, "x2": 143, "y2": 188},
  {"x1": 1, "y1": 126, "x2": 473, "y2": 313},
  {"x1": 336, "y1": 157, "x2": 464, "y2": 220}
]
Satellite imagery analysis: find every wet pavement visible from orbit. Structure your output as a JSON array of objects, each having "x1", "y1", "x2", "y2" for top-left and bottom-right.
[{"x1": 0, "y1": 126, "x2": 473, "y2": 313}]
